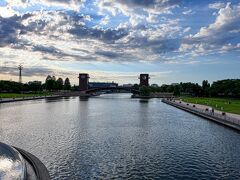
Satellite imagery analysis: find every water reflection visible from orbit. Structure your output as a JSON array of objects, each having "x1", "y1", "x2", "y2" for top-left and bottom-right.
[
  {"x1": 63, "y1": 97, "x2": 70, "y2": 100},
  {"x1": 79, "y1": 97, "x2": 89, "y2": 101},
  {"x1": 44, "y1": 97, "x2": 64, "y2": 103},
  {"x1": 0, "y1": 94, "x2": 240, "y2": 179},
  {"x1": 139, "y1": 99, "x2": 149, "y2": 103}
]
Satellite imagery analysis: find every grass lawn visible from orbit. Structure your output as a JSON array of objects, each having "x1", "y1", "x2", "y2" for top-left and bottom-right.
[
  {"x1": 0, "y1": 92, "x2": 52, "y2": 99},
  {"x1": 180, "y1": 97, "x2": 240, "y2": 115}
]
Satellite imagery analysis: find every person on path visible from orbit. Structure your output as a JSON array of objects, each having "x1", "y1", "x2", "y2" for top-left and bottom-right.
[{"x1": 211, "y1": 108, "x2": 214, "y2": 115}]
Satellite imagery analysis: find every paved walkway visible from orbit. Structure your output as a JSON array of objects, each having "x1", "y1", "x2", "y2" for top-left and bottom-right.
[
  {"x1": 177, "y1": 99, "x2": 240, "y2": 120},
  {"x1": 163, "y1": 99, "x2": 240, "y2": 128}
]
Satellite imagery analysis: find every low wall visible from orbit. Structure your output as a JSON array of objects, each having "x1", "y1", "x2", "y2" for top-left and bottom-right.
[{"x1": 162, "y1": 99, "x2": 240, "y2": 131}]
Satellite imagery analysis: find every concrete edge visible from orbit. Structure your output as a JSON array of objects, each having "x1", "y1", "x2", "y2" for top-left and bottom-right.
[
  {"x1": 162, "y1": 99, "x2": 240, "y2": 132},
  {"x1": 0, "y1": 95, "x2": 67, "y2": 104}
]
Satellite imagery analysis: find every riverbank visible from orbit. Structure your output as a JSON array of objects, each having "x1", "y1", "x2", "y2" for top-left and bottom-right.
[
  {"x1": 162, "y1": 99, "x2": 240, "y2": 131},
  {"x1": 0, "y1": 92, "x2": 52, "y2": 98},
  {"x1": 180, "y1": 97, "x2": 240, "y2": 115},
  {"x1": 0, "y1": 91, "x2": 93, "y2": 103},
  {"x1": 0, "y1": 95, "x2": 66, "y2": 103}
]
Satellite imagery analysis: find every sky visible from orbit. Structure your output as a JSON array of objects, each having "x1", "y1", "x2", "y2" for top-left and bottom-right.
[{"x1": 0, "y1": 0, "x2": 239, "y2": 85}]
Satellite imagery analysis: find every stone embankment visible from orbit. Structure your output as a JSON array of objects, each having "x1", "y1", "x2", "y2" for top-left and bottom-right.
[
  {"x1": 0, "y1": 91, "x2": 92, "y2": 104},
  {"x1": 162, "y1": 98, "x2": 240, "y2": 131},
  {"x1": 0, "y1": 95, "x2": 64, "y2": 103}
]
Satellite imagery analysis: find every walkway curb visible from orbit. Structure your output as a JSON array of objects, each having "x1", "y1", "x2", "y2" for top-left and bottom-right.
[
  {"x1": 0, "y1": 95, "x2": 65, "y2": 104},
  {"x1": 162, "y1": 99, "x2": 240, "y2": 131}
]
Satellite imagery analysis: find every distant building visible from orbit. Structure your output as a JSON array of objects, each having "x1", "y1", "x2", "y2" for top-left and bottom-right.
[
  {"x1": 28, "y1": 81, "x2": 42, "y2": 85},
  {"x1": 139, "y1": 74, "x2": 149, "y2": 87},
  {"x1": 151, "y1": 84, "x2": 159, "y2": 88},
  {"x1": 79, "y1": 73, "x2": 89, "y2": 91},
  {"x1": 89, "y1": 82, "x2": 118, "y2": 89},
  {"x1": 122, "y1": 84, "x2": 133, "y2": 88}
]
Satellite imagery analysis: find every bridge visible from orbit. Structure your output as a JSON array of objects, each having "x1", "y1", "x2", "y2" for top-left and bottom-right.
[
  {"x1": 83, "y1": 86, "x2": 141, "y2": 95},
  {"x1": 84, "y1": 86, "x2": 131, "y2": 94},
  {"x1": 78, "y1": 73, "x2": 148, "y2": 95}
]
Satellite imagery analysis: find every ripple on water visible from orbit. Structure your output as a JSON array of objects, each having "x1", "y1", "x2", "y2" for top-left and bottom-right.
[{"x1": 0, "y1": 95, "x2": 240, "y2": 179}]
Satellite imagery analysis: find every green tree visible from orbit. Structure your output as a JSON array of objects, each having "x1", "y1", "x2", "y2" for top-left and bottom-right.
[
  {"x1": 45, "y1": 75, "x2": 55, "y2": 91},
  {"x1": 28, "y1": 81, "x2": 42, "y2": 91},
  {"x1": 52, "y1": 76, "x2": 56, "y2": 81},
  {"x1": 166, "y1": 85, "x2": 174, "y2": 93},
  {"x1": 210, "y1": 79, "x2": 240, "y2": 97},
  {"x1": 64, "y1": 77, "x2": 71, "y2": 90},
  {"x1": 133, "y1": 84, "x2": 139, "y2": 90},
  {"x1": 46, "y1": 75, "x2": 52, "y2": 81},
  {"x1": 173, "y1": 85, "x2": 180, "y2": 96},
  {"x1": 0, "y1": 80, "x2": 23, "y2": 93},
  {"x1": 202, "y1": 80, "x2": 210, "y2": 97},
  {"x1": 139, "y1": 86, "x2": 150, "y2": 96},
  {"x1": 56, "y1": 78, "x2": 63, "y2": 90}
]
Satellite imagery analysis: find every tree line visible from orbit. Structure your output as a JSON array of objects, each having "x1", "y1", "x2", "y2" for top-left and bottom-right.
[
  {"x1": 0, "y1": 77, "x2": 239, "y2": 98},
  {"x1": 136, "y1": 79, "x2": 240, "y2": 98},
  {"x1": 0, "y1": 75, "x2": 71, "y2": 93},
  {"x1": 44, "y1": 75, "x2": 71, "y2": 91}
]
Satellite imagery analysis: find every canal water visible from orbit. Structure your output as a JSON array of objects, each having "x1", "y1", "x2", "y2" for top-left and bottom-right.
[{"x1": 0, "y1": 94, "x2": 240, "y2": 179}]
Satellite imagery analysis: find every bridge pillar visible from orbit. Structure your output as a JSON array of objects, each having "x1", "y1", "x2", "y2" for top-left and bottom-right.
[
  {"x1": 78, "y1": 73, "x2": 89, "y2": 91},
  {"x1": 139, "y1": 74, "x2": 149, "y2": 87}
]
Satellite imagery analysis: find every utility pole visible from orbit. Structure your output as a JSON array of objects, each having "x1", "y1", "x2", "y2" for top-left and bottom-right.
[{"x1": 18, "y1": 65, "x2": 23, "y2": 83}]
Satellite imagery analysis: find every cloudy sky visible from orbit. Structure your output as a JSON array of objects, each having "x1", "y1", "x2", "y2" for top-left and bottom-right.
[{"x1": 0, "y1": 0, "x2": 239, "y2": 85}]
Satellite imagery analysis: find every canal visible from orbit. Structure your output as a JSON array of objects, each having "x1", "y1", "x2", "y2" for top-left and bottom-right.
[{"x1": 0, "y1": 94, "x2": 240, "y2": 179}]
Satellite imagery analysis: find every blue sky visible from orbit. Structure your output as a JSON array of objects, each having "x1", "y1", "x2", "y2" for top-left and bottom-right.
[{"x1": 0, "y1": 0, "x2": 239, "y2": 85}]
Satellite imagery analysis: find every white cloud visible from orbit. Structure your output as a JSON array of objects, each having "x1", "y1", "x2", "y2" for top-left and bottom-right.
[
  {"x1": 183, "y1": 27, "x2": 191, "y2": 33},
  {"x1": 97, "y1": 0, "x2": 180, "y2": 26},
  {"x1": 179, "y1": 43, "x2": 193, "y2": 52},
  {"x1": 1, "y1": 0, "x2": 239, "y2": 83},
  {"x1": 100, "y1": 15, "x2": 110, "y2": 25},
  {"x1": 182, "y1": 9, "x2": 193, "y2": 15},
  {"x1": 209, "y1": 2, "x2": 225, "y2": 9},
  {"x1": 5, "y1": 0, "x2": 85, "y2": 12},
  {"x1": 5, "y1": 0, "x2": 29, "y2": 8},
  {"x1": 181, "y1": 3, "x2": 240, "y2": 56},
  {"x1": 146, "y1": 13, "x2": 159, "y2": 23},
  {"x1": 193, "y1": 3, "x2": 240, "y2": 39},
  {"x1": 0, "y1": 6, "x2": 19, "y2": 18}
]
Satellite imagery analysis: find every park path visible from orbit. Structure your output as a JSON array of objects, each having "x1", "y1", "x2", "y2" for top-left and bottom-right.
[
  {"x1": 176, "y1": 99, "x2": 240, "y2": 121},
  {"x1": 162, "y1": 99, "x2": 240, "y2": 130}
]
